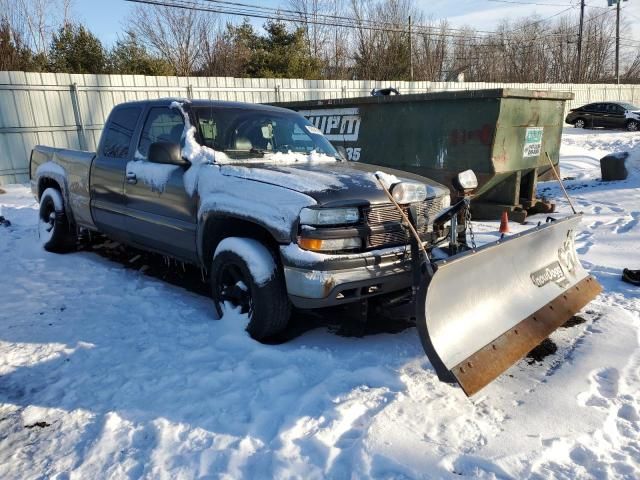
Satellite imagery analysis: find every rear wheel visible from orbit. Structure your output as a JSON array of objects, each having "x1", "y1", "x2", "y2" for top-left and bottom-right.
[
  {"x1": 211, "y1": 237, "x2": 290, "y2": 340},
  {"x1": 38, "y1": 188, "x2": 76, "y2": 252},
  {"x1": 574, "y1": 118, "x2": 586, "y2": 129},
  {"x1": 627, "y1": 120, "x2": 639, "y2": 132}
]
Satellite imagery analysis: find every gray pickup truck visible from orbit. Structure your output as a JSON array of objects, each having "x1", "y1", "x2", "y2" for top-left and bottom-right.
[{"x1": 30, "y1": 98, "x2": 455, "y2": 340}]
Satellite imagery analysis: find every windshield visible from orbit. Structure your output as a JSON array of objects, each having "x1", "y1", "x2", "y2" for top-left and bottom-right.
[
  {"x1": 193, "y1": 106, "x2": 339, "y2": 160},
  {"x1": 619, "y1": 102, "x2": 640, "y2": 111}
]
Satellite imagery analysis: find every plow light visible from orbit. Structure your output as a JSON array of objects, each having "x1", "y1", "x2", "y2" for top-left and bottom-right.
[{"x1": 456, "y1": 169, "x2": 478, "y2": 191}]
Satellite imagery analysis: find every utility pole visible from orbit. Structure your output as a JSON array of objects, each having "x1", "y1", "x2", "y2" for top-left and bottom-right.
[
  {"x1": 576, "y1": 0, "x2": 585, "y2": 82},
  {"x1": 609, "y1": 0, "x2": 629, "y2": 84},
  {"x1": 409, "y1": 16, "x2": 413, "y2": 81},
  {"x1": 616, "y1": 0, "x2": 621, "y2": 84}
]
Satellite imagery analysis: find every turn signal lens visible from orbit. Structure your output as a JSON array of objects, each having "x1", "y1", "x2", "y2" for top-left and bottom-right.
[
  {"x1": 298, "y1": 237, "x2": 324, "y2": 251},
  {"x1": 298, "y1": 237, "x2": 362, "y2": 252}
]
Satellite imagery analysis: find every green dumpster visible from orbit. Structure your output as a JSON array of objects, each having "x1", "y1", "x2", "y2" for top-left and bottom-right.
[{"x1": 275, "y1": 88, "x2": 573, "y2": 221}]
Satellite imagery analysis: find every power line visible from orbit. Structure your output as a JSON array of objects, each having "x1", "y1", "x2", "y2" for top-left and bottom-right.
[
  {"x1": 124, "y1": 0, "x2": 578, "y2": 45},
  {"x1": 122, "y1": 0, "x2": 634, "y2": 56},
  {"x1": 487, "y1": 0, "x2": 575, "y2": 6}
]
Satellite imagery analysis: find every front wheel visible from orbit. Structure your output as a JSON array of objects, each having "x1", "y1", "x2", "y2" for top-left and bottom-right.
[
  {"x1": 211, "y1": 237, "x2": 290, "y2": 341},
  {"x1": 574, "y1": 118, "x2": 586, "y2": 129},
  {"x1": 38, "y1": 188, "x2": 77, "y2": 252},
  {"x1": 627, "y1": 120, "x2": 639, "y2": 132}
]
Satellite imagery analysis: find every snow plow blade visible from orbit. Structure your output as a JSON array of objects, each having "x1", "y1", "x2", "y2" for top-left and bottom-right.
[{"x1": 416, "y1": 214, "x2": 601, "y2": 396}]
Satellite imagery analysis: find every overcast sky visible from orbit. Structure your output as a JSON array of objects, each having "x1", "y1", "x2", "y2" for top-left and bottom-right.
[{"x1": 73, "y1": 0, "x2": 640, "y2": 47}]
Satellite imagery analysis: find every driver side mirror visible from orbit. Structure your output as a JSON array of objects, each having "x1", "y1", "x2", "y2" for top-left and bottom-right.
[
  {"x1": 149, "y1": 142, "x2": 190, "y2": 167},
  {"x1": 336, "y1": 145, "x2": 348, "y2": 161}
]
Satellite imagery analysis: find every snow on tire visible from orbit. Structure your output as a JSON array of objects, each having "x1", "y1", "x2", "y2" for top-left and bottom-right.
[
  {"x1": 38, "y1": 187, "x2": 76, "y2": 253},
  {"x1": 211, "y1": 237, "x2": 290, "y2": 341}
]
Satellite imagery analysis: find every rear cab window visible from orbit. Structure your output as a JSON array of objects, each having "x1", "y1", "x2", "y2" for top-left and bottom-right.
[{"x1": 102, "y1": 106, "x2": 141, "y2": 158}]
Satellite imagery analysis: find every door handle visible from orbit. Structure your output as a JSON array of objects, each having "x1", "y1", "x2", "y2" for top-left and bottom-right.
[{"x1": 126, "y1": 172, "x2": 137, "y2": 184}]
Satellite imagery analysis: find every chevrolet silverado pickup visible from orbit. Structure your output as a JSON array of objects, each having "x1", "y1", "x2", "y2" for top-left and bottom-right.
[{"x1": 30, "y1": 98, "x2": 455, "y2": 340}]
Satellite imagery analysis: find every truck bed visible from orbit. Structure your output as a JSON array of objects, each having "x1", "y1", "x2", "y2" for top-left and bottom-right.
[{"x1": 30, "y1": 145, "x2": 96, "y2": 229}]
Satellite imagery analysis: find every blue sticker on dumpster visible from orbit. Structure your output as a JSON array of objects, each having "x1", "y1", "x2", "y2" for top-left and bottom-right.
[{"x1": 523, "y1": 127, "x2": 543, "y2": 157}]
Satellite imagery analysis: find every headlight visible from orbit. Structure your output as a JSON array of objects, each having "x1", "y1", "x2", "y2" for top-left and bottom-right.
[
  {"x1": 299, "y1": 207, "x2": 360, "y2": 226},
  {"x1": 298, "y1": 237, "x2": 362, "y2": 252},
  {"x1": 456, "y1": 169, "x2": 478, "y2": 190},
  {"x1": 391, "y1": 182, "x2": 427, "y2": 204}
]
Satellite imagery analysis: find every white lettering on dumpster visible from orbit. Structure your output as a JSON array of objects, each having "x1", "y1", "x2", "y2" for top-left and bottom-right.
[{"x1": 298, "y1": 108, "x2": 361, "y2": 142}]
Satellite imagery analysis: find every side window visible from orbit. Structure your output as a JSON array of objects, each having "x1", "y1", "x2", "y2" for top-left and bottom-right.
[
  {"x1": 102, "y1": 107, "x2": 141, "y2": 158},
  {"x1": 612, "y1": 105, "x2": 625, "y2": 114},
  {"x1": 594, "y1": 104, "x2": 607, "y2": 113},
  {"x1": 198, "y1": 117, "x2": 218, "y2": 149},
  {"x1": 137, "y1": 107, "x2": 185, "y2": 159}
]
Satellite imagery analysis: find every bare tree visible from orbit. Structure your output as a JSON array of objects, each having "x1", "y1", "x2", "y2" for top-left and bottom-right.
[
  {"x1": 288, "y1": 0, "x2": 350, "y2": 78},
  {"x1": 127, "y1": 5, "x2": 215, "y2": 76},
  {"x1": 0, "y1": 0, "x2": 71, "y2": 55},
  {"x1": 350, "y1": 0, "x2": 423, "y2": 80}
]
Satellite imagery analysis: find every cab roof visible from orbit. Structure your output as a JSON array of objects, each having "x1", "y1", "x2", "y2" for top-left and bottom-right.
[{"x1": 114, "y1": 98, "x2": 297, "y2": 115}]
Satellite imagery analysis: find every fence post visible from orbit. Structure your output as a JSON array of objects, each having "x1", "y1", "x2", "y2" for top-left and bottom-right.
[
  {"x1": 341, "y1": 85, "x2": 347, "y2": 98},
  {"x1": 70, "y1": 82, "x2": 87, "y2": 151},
  {"x1": 187, "y1": 84, "x2": 194, "y2": 99},
  {"x1": 274, "y1": 85, "x2": 281, "y2": 102}
]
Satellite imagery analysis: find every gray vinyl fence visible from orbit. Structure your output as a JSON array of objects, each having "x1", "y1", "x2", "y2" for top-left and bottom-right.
[{"x1": 1, "y1": 70, "x2": 639, "y2": 184}]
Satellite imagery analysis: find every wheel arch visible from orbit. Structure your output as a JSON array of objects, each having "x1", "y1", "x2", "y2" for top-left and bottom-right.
[
  {"x1": 198, "y1": 213, "x2": 287, "y2": 271},
  {"x1": 33, "y1": 160, "x2": 76, "y2": 225},
  {"x1": 38, "y1": 177, "x2": 63, "y2": 200}
]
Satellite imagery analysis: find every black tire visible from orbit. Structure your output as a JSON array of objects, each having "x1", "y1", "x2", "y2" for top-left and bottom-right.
[
  {"x1": 211, "y1": 237, "x2": 290, "y2": 341},
  {"x1": 574, "y1": 118, "x2": 586, "y2": 129},
  {"x1": 627, "y1": 120, "x2": 639, "y2": 132},
  {"x1": 38, "y1": 188, "x2": 77, "y2": 253}
]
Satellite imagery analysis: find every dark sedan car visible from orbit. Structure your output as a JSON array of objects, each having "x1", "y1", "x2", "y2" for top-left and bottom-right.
[{"x1": 565, "y1": 101, "x2": 640, "y2": 131}]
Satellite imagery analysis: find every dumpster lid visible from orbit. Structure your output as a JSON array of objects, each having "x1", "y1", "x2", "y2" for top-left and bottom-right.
[{"x1": 274, "y1": 88, "x2": 574, "y2": 109}]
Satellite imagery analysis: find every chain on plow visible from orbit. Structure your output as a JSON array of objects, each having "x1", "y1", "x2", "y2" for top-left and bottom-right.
[{"x1": 464, "y1": 198, "x2": 477, "y2": 249}]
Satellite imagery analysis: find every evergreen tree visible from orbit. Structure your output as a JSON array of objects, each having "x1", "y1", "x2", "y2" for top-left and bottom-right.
[
  {"x1": 227, "y1": 20, "x2": 324, "y2": 79},
  {"x1": 108, "y1": 32, "x2": 173, "y2": 76},
  {"x1": 0, "y1": 19, "x2": 36, "y2": 71},
  {"x1": 48, "y1": 23, "x2": 107, "y2": 74}
]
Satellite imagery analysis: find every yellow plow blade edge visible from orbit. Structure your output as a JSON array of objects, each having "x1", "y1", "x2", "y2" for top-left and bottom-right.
[{"x1": 416, "y1": 214, "x2": 602, "y2": 396}]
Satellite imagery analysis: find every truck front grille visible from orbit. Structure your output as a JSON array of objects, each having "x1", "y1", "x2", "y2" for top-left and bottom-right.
[{"x1": 364, "y1": 197, "x2": 445, "y2": 249}]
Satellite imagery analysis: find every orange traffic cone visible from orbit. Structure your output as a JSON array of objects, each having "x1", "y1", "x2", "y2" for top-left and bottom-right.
[{"x1": 499, "y1": 210, "x2": 510, "y2": 234}]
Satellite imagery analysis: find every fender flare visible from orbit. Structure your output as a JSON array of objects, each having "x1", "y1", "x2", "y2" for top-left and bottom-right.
[
  {"x1": 197, "y1": 210, "x2": 293, "y2": 267},
  {"x1": 34, "y1": 162, "x2": 74, "y2": 224}
]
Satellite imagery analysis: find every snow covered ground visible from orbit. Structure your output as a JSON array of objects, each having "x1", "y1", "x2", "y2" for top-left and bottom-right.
[{"x1": 0, "y1": 128, "x2": 639, "y2": 479}]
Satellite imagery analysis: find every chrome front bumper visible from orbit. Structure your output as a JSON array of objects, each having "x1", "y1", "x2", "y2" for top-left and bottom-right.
[{"x1": 280, "y1": 244, "x2": 414, "y2": 309}]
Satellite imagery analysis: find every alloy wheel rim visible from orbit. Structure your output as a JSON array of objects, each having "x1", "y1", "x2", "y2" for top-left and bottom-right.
[
  {"x1": 38, "y1": 200, "x2": 56, "y2": 242},
  {"x1": 216, "y1": 263, "x2": 253, "y2": 315}
]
